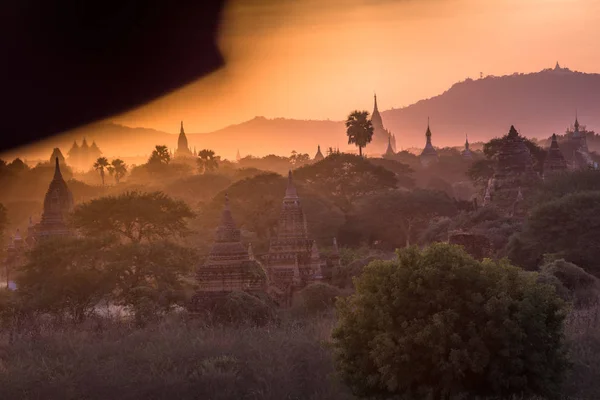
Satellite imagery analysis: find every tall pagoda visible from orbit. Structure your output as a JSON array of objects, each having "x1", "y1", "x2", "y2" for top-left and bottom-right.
[
  {"x1": 314, "y1": 145, "x2": 324, "y2": 162},
  {"x1": 569, "y1": 115, "x2": 594, "y2": 170},
  {"x1": 264, "y1": 171, "x2": 324, "y2": 305},
  {"x1": 30, "y1": 157, "x2": 75, "y2": 240},
  {"x1": 483, "y1": 125, "x2": 540, "y2": 216},
  {"x1": 543, "y1": 134, "x2": 567, "y2": 177},
  {"x1": 419, "y1": 118, "x2": 438, "y2": 167},
  {"x1": 371, "y1": 94, "x2": 396, "y2": 153},
  {"x1": 195, "y1": 194, "x2": 266, "y2": 295},
  {"x1": 175, "y1": 121, "x2": 193, "y2": 158}
]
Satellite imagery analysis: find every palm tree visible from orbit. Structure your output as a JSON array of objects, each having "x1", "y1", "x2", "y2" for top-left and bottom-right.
[
  {"x1": 345, "y1": 110, "x2": 374, "y2": 157},
  {"x1": 148, "y1": 145, "x2": 171, "y2": 165},
  {"x1": 93, "y1": 157, "x2": 110, "y2": 186},
  {"x1": 197, "y1": 149, "x2": 219, "y2": 174},
  {"x1": 107, "y1": 159, "x2": 128, "y2": 184}
]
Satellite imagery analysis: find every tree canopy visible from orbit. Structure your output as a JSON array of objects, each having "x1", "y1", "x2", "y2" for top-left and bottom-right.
[
  {"x1": 293, "y1": 153, "x2": 397, "y2": 214},
  {"x1": 507, "y1": 190, "x2": 600, "y2": 275},
  {"x1": 333, "y1": 243, "x2": 567, "y2": 400},
  {"x1": 71, "y1": 191, "x2": 195, "y2": 243}
]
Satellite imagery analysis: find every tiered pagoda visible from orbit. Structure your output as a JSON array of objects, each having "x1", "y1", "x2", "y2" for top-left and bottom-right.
[
  {"x1": 461, "y1": 134, "x2": 473, "y2": 160},
  {"x1": 419, "y1": 119, "x2": 439, "y2": 167},
  {"x1": 195, "y1": 194, "x2": 266, "y2": 295},
  {"x1": 30, "y1": 157, "x2": 75, "y2": 240},
  {"x1": 314, "y1": 145, "x2": 324, "y2": 162},
  {"x1": 483, "y1": 126, "x2": 540, "y2": 216},
  {"x1": 543, "y1": 133, "x2": 568, "y2": 177},
  {"x1": 175, "y1": 121, "x2": 194, "y2": 158},
  {"x1": 371, "y1": 94, "x2": 396, "y2": 153},
  {"x1": 264, "y1": 171, "x2": 325, "y2": 305}
]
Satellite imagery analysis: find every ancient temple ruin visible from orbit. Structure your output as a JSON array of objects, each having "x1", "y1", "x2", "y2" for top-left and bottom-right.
[
  {"x1": 371, "y1": 94, "x2": 396, "y2": 153},
  {"x1": 195, "y1": 194, "x2": 267, "y2": 295},
  {"x1": 30, "y1": 157, "x2": 75, "y2": 240},
  {"x1": 264, "y1": 171, "x2": 326, "y2": 304},
  {"x1": 314, "y1": 145, "x2": 325, "y2": 162},
  {"x1": 543, "y1": 133, "x2": 568, "y2": 177},
  {"x1": 483, "y1": 126, "x2": 540, "y2": 216},
  {"x1": 175, "y1": 121, "x2": 194, "y2": 158}
]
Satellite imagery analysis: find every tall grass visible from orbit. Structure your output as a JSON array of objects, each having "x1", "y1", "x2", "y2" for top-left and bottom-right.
[{"x1": 0, "y1": 308, "x2": 599, "y2": 400}]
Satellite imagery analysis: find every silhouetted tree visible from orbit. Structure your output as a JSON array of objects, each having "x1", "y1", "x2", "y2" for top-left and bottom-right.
[
  {"x1": 148, "y1": 145, "x2": 171, "y2": 165},
  {"x1": 17, "y1": 236, "x2": 115, "y2": 323},
  {"x1": 107, "y1": 159, "x2": 127, "y2": 184},
  {"x1": 345, "y1": 110, "x2": 373, "y2": 157},
  {"x1": 93, "y1": 157, "x2": 109, "y2": 186},
  {"x1": 293, "y1": 153, "x2": 397, "y2": 214},
  {"x1": 196, "y1": 149, "x2": 218, "y2": 174},
  {"x1": 71, "y1": 191, "x2": 195, "y2": 243}
]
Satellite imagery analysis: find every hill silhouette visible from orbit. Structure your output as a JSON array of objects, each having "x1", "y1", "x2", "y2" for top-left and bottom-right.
[{"x1": 6, "y1": 64, "x2": 600, "y2": 161}]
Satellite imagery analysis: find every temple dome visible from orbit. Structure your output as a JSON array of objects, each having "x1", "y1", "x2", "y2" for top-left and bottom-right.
[{"x1": 496, "y1": 126, "x2": 535, "y2": 175}]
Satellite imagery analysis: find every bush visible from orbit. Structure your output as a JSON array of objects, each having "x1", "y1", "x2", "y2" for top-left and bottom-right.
[
  {"x1": 193, "y1": 291, "x2": 276, "y2": 327},
  {"x1": 332, "y1": 243, "x2": 568, "y2": 400},
  {"x1": 539, "y1": 259, "x2": 600, "y2": 308},
  {"x1": 293, "y1": 282, "x2": 342, "y2": 315}
]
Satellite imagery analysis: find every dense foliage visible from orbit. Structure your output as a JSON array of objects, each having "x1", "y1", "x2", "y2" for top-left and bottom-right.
[{"x1": 333, "y1": 243, "x2": 568, "y2": 399}]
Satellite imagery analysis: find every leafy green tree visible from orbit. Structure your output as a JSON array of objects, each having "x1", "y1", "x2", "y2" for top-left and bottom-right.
[
  {"x1": 507, "y1": 191, "x2": 600, "y2": 275},
  {"x1": 333, "y1": 243, "x2": 568, "y2": 400},
  {"x1": 106, "y1": 241, "x2": 195, "y2": 326},
  {"x1": 294, "y1": 153, "x2": 397, "y2": 214},
  {"x1": 93, "y1": 156, "x2": 110, "y2": 186},
  {"x1": 17, "y1": 236, "x2": 115, "y2": 323},
  {"x1": 107, "y1": 158, "x2": 128, "y2": 184},
  {"x1": 345, "y1": 110, "x2": 373, "y2": 157},
  {"x1": 196, "y1": 149, "x2": 219, "y2": 174},
  {"x1": 148, "y1": 145, "x2": 171, "y2": 166},
  {"x1": 71, "y1": 191, "x2": 195, "y2": 243}
]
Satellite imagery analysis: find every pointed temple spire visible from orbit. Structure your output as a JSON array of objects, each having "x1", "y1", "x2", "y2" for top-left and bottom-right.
[
  {"x1": 180, "y1": 120, "x2": 185, "y2": 134},
  {"x1": 544, "y1": 133, "x2": 568, "y2": 176},
  {"x1": 236, "y1": 149, "x2": 241, "y2": 162},
  {"x1": 53, "y1": 156, "x2": 62, "y2": 180},
  {"x1": 384, "y1": 134, "x2": 395, "y2": 158},
  {"x1": 285, "y1": 170, "x2": 299, "y2": 199},
  {"x1": 373, "y1": 92, "x2": 378, "y2": 112}
]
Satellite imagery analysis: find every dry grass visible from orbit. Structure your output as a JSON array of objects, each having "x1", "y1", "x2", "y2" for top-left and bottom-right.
[{"x1": 0, "y1": 308, "x2": 599, "y2": 400}]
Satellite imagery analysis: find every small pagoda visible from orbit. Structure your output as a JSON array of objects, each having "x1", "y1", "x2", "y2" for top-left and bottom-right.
[
  {"x1": 264, "y1": 171, "x2": 325, "y2": 305},
  {"x1": 419, "y1": 118, "x2": 438, "y2": 167},
  {"x1": 195, "y1": 194, "x2": 266, "y2": 295},
  {"x1": 543, "y1": 133, "x2": 567, "y2": 178},
  {"x1": 461, "y1": 134, "x2": 473, "y2": 160},
  {"x1": 383, "y1": 135, "x2": 396, "y2": 159},
  {"x1": 314, "y1": 145, "x2": 324, "y2": 162}
]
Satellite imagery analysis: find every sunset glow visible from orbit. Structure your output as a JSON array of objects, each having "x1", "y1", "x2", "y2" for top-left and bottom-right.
[{"x1": 111, "y1": 0, "x2": 600, "y2": 133}]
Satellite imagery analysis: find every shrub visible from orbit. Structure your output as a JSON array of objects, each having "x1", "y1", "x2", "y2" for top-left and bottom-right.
[
  {"x1": 293, "y1": 282, "x2": 342, "y2": 315},
  {"x1": 539, "y1": 259, "x2": 600, "y2": 308},
  {"x1": 193, "y1": 291, "x2": 276, "y2": 327},
  {"x1": 332, "y1": 243, "x2": 568, "y2": 400}
]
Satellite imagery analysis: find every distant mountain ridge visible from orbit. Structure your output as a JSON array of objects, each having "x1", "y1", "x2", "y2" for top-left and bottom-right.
[{"x1": 6, "y1": 65, "x2": 600, "y2": 160}]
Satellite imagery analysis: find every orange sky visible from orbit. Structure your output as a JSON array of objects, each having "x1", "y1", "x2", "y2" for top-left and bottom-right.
[{"x1": 111, "y1": 0, "x2": 600, "y2": 134}]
